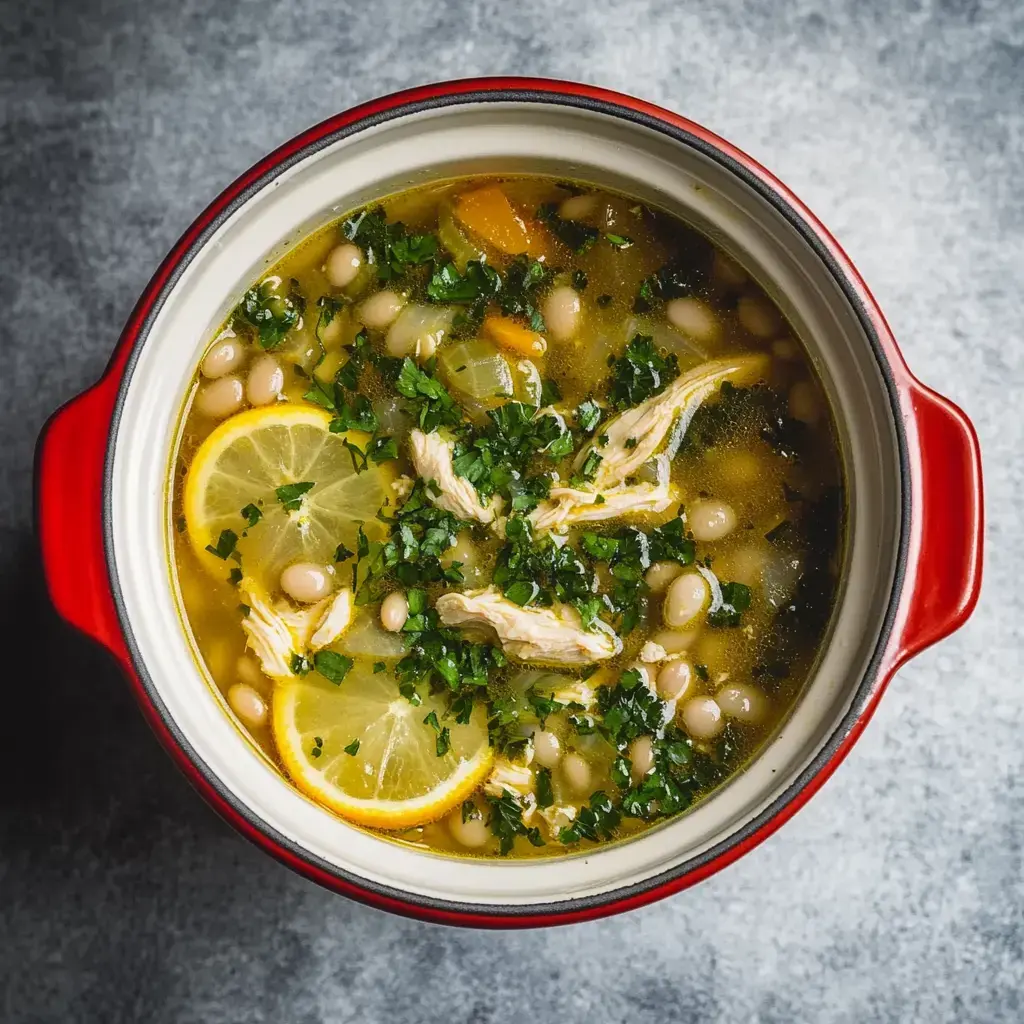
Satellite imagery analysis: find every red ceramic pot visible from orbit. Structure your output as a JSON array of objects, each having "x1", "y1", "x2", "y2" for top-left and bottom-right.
[{"x1": 36, "y1": 79, "x2": 983, "y2": 927}]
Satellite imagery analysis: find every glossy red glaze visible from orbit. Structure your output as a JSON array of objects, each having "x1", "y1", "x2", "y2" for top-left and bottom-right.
[{"x1": 35, "y1": 77, "x2": 984, "y2": 928}]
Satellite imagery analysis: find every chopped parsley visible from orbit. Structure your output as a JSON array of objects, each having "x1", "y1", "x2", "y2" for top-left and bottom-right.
[
  {"x1": 569, "y1": 448, "x2": 603, "y2": 488},
  {"x1": 536, "y1": 203, "x2": 599, "y2": 254},
  {"x1": 597, "y1": 668, "x2": 665, "y2": 746},
  {"x1": 607, "y1": 334, "x2": 679, "y2": 410},
  {"x1": 452, "y1": 401, "x2": 573, "y2": 509},
  {"x1": 540, "y1": 378, "x2": 562, "y2": 406},
  {"x1": 205, "y1": 529, "x2": 238, "y2": 560},
  {"x1": 707, "y1": 580, "x2": 752, "y2": 627},
  {"x1": 559, "y1": 791, "x2": 621, "y2": 844},
  {"x1": 394, "y1": 357, "x2": 463, "y2": 432},
  {"x1": 633, "y1": 261, "x2": 706, "y2": 313},
  {"x1": 497, "y1": 255, "x2": 552, "y2": 332},
  {"x1": 313, "y1": 650, "x2": 354, "y2": 684},
  {"x1": 574, "y1": 398, "x2": 602, "y2": 434},
  {"x1": 536, "y1": 766, "x2": 554, "y2": 808},
  {"x1": 452, "y1": 401, "x2": 572, "y2": 511},
  {"x1": 275, "y1": 481, "x2": 315, "y2": 512},
  {"x1": 493, "y1": 516, "x2": 604, "y2": 628},
  {"x1": 334, "y1": 542, "x2": 355, "y2": 563},
  {"x1": 341, "y1": 207, "x2": 437, "y2": 281},
  {"x1": 486, "y1": 789, "x2": 545, "y2": 854},
  {"x1": 353, "y1": 479, "x2": 466, "y2": 599},
  {"x1": 290, "y1": 652, "x2": 312, "y2": 676},
  {"x1": 344, "y1": 738, "x2": 360, "y2": 756},
  {"x1": 606, "y1": 233, "x2": 633, "y2": 249},
  {"x1": 423, "y1": 710, "x2": 452, "y2": 757},
  {"x1": 427, "y1": 259, "x2": 501, "y2": 304},
  {"x1": 235, "y1": 279, "x2": 304, "y2": 349},
  {"x1": 310, "y1": 735, "x2": 323, "y2": 759},
  {"x1": 572, "y1": 269, "x2": 588, "y2": 291},
  {"x1": 240, "y1": 503, "x2": 262, "y2": 528},
  {"x1": 227, "y1": 567, "x2": 243, "y2": 586}
]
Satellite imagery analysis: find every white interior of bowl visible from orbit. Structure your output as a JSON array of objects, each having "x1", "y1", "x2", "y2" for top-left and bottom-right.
[{"x1": 108, "y1": 101, "x2": 901, "y2": 906}]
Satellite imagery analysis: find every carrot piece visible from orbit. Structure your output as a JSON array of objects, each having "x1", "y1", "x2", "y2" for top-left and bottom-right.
[
  {"x1": 482, "y1": 315, "x2": 548, "y2": 359},
  {"x1": 454, "y1": 185, "x2": 548, "y2": 258}
]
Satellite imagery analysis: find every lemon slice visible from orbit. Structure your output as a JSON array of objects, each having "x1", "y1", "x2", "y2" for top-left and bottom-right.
[
  {"x1": 273, "y1": 664, "x2": 493, "y2": 829},
  {"x1": 183, "y1": 404, "x2": 394, "y2": 585}
]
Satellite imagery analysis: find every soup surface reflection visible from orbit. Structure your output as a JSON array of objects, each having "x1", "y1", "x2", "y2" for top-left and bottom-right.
[{"x1": 172, "y1": 177, "x2": 844, "y2": 857}]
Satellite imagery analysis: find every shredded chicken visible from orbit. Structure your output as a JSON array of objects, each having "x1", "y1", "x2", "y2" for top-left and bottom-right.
[
  {"x1": 639, "y1": 641, "x2": 669, "y2": 664},
  {"x1": 549, "y1": 680, "x2": 597, "y2": 710},
  {"x1": 435, "y1": 586, "x2": 622, "y2": 665},
  {"x1": 408, "y1": 428, "x2": 501, "y2": 524},
  {"x1": 239, "y1": 578, "x2": 354, "y2": 680},
  {"x1": 484, "y1": 758, "x2": 534, "y2": 799},
  {"x1": 310, "y1": 588, "x2": 355, "y2": 650},
  {"x1": 530, "y1": 477, "x2": 675, "y2": 532},
  {"x1": 573, "y1": 355, "x2": 770, "y2": 492},
  {"x1": 538, "y1": 803, "x2": 578, "y2": 838},
  {"x1": 390, "y1": 474, "x2": 414, "y2": 501}
]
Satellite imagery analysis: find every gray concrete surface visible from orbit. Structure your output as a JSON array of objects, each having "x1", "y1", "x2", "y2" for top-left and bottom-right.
[{"x1": 1, "y1": 0, "x2": 1021, "y2": 1021}]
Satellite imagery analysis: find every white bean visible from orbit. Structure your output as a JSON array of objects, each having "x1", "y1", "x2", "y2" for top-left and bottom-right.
[
  {"x1": 657, "y1": 659, "x2": 694, "y2": 701},
  {"x1": 789, "y1": 380, "x2": 822, "y2": 424},
  {"x1": 738, "y1": 295, "x2": 783, "y2": 338},
  {"x1": 447, "y1": 806, "x2": 490, "y2": 849},
  {"x1": 772, "y1": 337, "x2": 800, "y2": 360},
  {"x1": 200, "y1": 332, "x2": 246, "y2": 379},
  {"x1": 542, "y1": 286, "x2": 582, "y2": 342},
  {"x1": 718, "y1": 451, "x2": 761, "y2": 488},
  {"x1": 246, "y1": 354, "x2": 284, "y2": 407},
  {"x1": 236, "y1": 654, "x2": 265, "y2": 689},
  {"x1": 559, "y1": 193, "x2": 598, "y2": 221},
  {"x1": 195, "y1": 375, "x2": 244, "y2": 419},
  {"x1": 319, "y1": 314, "x2": 344, "y2": 346},
  {"x1": 359, "y1": 289, "x2": 406, "y2": 330},
  {"x1": 629, "y1": 736, "x2": 655, "y2": 782},
  {"x1": 651, "y1": 627, "x2": 701, "y2": 654},
  {"x1": 280, "y1": 563, "x2": 332, "y2": 604},
  {"x1": 716, "y1": 683, "x2": 768, "y2": 724},
  {"x1": 720, "y1": 545, "x2": 765, "y2": 588},
  {"x1": 663, "y1": 572, "x2": 710, "y2": 629},
  {"x1": 645, "y1": 560, "x2": 684, "y2": 593},
  {"x1": 227, "y1": 683, "x2": 267, "y2": 729},
  {"x1": 532, "y1": 730, "x2": 562, "y2": 769},
  {"x1": 666, "y1": 297, "x2": 720, "y2": 343},
  {"x1": 679, "y1": 696, "x2": 724, "y2": 740},
  {"x1": 687, "y1": 499, "x2": 737, "y2": 543},
  {"x1": 561, "y1": 752, "x2": 592, "y2": 795},
  {"x1": 712, "y1": 250, "x2": 747, "y2": 289},
  {"x1": 380, "y1": 591, "x2": 409, "y2": 632},
  {"x1": 325, "y1": 243, "x2": 364, "y2": 289}
]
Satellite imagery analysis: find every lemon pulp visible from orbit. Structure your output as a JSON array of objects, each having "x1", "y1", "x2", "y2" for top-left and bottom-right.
[
  {"x1": 183, "y1": 404, "x2": 394, "y2": 586},
  {"x1": 273, "y1": 664, "x2": 493, "y2": 828}
]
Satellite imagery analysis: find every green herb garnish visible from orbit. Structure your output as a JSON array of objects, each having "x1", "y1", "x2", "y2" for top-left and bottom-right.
[
  {"x1": 275, "y1": 481, "x2": 315, "y2": 512},
  {"x1": 313, "y1": 650, "x2": 354, "y2": 684},
  {"x1": 205, "y1": 529, "x2": 238, "y2": 560}
]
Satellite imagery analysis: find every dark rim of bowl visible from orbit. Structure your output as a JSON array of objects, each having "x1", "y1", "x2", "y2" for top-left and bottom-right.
[{"x1": 101, "y1": 82, "x2": 910, "y2": 926}]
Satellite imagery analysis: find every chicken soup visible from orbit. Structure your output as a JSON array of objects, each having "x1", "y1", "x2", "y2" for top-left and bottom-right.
[{"x1": 172, "y1": 177, "x2": 844, "y2": 857}]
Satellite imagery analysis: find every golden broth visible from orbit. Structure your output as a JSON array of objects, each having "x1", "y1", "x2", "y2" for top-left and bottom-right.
[{"x1": 170, "y1": 176, "x2": 844, "y2": 858}]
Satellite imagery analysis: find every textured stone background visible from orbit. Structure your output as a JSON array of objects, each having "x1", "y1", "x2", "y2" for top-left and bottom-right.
[{"x1": 2, "y1": 0, "x2": 1021, "y2": 1021}]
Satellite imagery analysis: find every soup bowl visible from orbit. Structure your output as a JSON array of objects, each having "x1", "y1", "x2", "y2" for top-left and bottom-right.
[{"x1": 36, "y1": 78, "x2": 982, "y2": 927}]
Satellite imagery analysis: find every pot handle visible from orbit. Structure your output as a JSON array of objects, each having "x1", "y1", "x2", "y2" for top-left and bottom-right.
[
  {"x1": 887, "y1": 380, "x2": 983, "y2": 671},
  {"x1": 36, "y1": 376, "x2": 132, "y2": 669}
]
